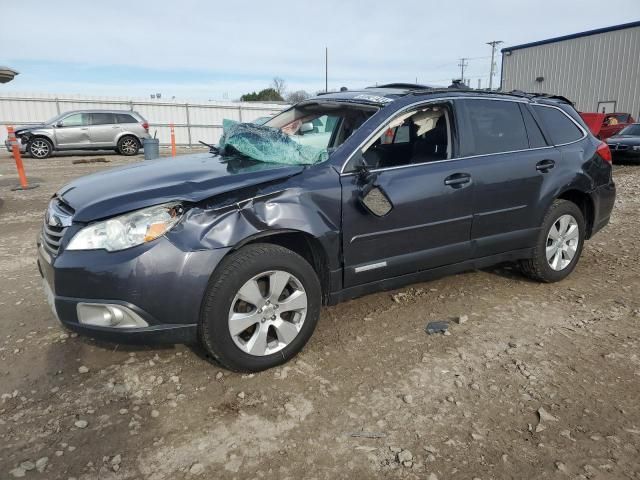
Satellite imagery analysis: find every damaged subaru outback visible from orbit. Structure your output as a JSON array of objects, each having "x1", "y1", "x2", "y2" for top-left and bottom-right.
[{"x1": 38, "y1": 85, "x2": 616, "y2": 372}]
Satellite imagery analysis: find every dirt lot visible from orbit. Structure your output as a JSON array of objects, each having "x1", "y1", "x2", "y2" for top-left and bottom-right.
[{"x1": 0, "y1": 150, "x2": 639, "y2": 480}]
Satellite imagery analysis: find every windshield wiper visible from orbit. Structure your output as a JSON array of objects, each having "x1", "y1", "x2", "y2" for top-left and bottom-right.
[{"x1": 199, "y1": 140, "x2": 220, "y2": 155}]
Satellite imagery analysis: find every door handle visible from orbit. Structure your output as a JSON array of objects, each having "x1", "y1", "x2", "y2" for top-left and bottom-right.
[
  {"x1": 80, "y1": 127, "x2": 89, "y2": 130},
  {"x1": 444, "y1": 173, "x2": 471, "y2": 187},
  {"x1": 536, "y1": 159, "x2": 555, "y2": 172}
]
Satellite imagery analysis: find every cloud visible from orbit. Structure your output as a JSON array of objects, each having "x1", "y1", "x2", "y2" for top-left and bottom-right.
[{"x1": 2, "y1": 0, "x2": 638, "y2": 98}]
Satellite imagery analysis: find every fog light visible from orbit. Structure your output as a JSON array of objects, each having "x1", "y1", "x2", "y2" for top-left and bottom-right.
[{"x1": 77, "y1": 303, "x2": 149, "y2": 328}]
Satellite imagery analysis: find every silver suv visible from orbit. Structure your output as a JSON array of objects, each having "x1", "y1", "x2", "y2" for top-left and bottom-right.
[{"x1": 5, "y1": 109, "x2": 151, "y2": 159}]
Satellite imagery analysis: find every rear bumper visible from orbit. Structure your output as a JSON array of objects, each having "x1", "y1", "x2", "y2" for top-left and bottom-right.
[{"x1": 590, "y1": 180, "x2": 616, "y2": 238}]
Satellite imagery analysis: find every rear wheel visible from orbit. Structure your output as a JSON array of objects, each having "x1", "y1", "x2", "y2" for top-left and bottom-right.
[
  {"x1": 28, "y1": 137, "x2": 53, "y2": 159},
  {"x1": 200, "y1": 243, "x2": 321, "y2": 372},
  {"x1": 520, "y1": 199, "x2": 585, "y2": 282},
  {"x1": 117, "y1": 136, "x2": 140, "y2": 156}
]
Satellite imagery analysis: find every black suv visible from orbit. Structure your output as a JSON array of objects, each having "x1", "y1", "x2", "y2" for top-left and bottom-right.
[{"x1": 38, "y1": 85, "x2": 616, "y2": 372}]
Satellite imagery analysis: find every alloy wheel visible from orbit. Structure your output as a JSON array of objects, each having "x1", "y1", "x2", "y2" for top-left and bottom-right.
[
  {"x1": 228, "y1": 270, "x2": 308, "y2": 356},
  {"x1": 121, "y1": 138, "x2": 138, "y2": 155},
  {"x1": 546, "y1": 214, "x2": 579, "y2": 271},
  {"x1": 30, "y1": 139, "x2": 50, "y2": 158}
]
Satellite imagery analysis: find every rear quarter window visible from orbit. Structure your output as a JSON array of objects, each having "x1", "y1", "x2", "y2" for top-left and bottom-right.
[
  {"x1": 532, "y1": 105, "x2": 584, "y2": 145},
  {"x1": 116, "y1": 113, "x2": 137, "y2": 124}
]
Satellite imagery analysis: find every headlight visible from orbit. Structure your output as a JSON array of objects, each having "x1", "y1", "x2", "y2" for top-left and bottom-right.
[{"x1": 67, "y1": 202, "x2": 184, "y2": 252}]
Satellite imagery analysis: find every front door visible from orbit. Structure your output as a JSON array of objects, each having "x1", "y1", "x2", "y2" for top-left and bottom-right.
[
  {"x1": 54, "y1": 113, "x2": 90, "y2": 148},
  {"x1": 340, "y1": 102, "x2": 474, "y2": 287}
]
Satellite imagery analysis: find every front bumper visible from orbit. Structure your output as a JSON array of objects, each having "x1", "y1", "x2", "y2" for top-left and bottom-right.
[
  {"x1": 37, "y1": 236, "x2": 231, "y2": 345},
  {"x1": 5, "y1": 139, "x2": 27, "y2": 154}
]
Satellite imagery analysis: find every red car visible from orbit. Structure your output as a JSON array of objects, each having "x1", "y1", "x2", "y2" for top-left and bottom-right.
[{"x1": 580, "y1": 112, "x2": 636, "y2": 140}]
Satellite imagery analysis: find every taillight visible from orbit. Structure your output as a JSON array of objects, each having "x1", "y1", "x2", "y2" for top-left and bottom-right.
[
  {"x1": 596, "y1": 141, "x2": 612, "y2": 164},
  {"x1": 141, "y1": 121, "x2": 149, "y2": 132}
]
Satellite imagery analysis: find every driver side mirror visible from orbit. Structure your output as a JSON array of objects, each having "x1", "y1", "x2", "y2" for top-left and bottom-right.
[
  {"x1": 299, "y1": 122, "x2": 314, "y2": 134},
  {"x1": 360, "y1": 185, "x2": 393, "y2": 217},
  {"x1": 358, "y1": 178, "x2": 393, "y2": 217},
  {"x1": 55, "y1": 121, "x2": 63, "y2": 128}
]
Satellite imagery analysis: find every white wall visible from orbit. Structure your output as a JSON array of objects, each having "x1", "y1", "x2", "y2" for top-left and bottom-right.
[{"x1": 0, "y1": 92, "x2": 287, "y2": 146}]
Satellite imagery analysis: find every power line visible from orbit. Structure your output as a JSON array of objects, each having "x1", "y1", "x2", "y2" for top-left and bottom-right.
[{"x1": 486, "y1": 41, "x2": 503, "y2": 90}]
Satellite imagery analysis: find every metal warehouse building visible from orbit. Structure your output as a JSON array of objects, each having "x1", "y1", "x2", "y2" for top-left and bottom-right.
[{"x1": 501, "y1": 21, "x2": 640, "y2": 118}]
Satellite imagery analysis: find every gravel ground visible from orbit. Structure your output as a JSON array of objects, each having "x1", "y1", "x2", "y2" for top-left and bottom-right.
[{"x1": 0, "y1": 150, "x2": 639, "y2": 480}]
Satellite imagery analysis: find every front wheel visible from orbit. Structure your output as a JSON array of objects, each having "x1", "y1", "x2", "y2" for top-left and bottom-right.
[
  {"x1": 199, "y1": 243, "x2": 321, "y2": 372},
  {"x1": 520, "y1": 199, "x2": 585, "y2": 282},
  {"x1": 28, "y1": 137, "x2": 53, "y2": 159}
]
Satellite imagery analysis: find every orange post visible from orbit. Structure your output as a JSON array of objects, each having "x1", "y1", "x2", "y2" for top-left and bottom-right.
[
  {"x1": 170, "y1": 123, "x2": 176, "y2": 157},
  {"x1": 7, "y1": 126, "x2": 37, "y2": 190}
]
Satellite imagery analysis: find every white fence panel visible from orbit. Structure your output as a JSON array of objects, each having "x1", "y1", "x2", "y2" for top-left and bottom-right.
[{"x1": 0, "y1": 92, "x2": 287, "y2": 146}]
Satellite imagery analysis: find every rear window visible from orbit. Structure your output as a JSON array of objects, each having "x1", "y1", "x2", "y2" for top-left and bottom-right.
[
  {"x1": 533, "y1": 106, "x2": 583, "y2": 145},
  {"x1": 116, "y1": 113, "x2": 138, "y2": 124},
  {"x1": 90, "y1": 113, "x2": 115, "y2": 125},
  {"x1": 463, "y1": 99, "x2": 529, "y2": 155}
]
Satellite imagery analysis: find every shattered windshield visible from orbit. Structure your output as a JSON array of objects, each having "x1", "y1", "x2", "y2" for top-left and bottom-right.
[{"x1": 217, "y1": 103, "x2": 376, "y2": 165}]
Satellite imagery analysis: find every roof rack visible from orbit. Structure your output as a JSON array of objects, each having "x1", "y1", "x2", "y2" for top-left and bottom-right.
[
  {"x1": 506, "y1": 90, "x2": 574, "y2": 104},
  {"x1": 368, "y1": 83, "x2": 435, "y2": 90}
]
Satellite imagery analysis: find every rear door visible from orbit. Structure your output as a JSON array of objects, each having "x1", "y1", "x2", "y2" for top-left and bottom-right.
[
  {"x1": 340, "y1": 102, "x2": 475, "y2": 287},
  {"x1": 54, "y1": 113, "x2": 90, "y2": 148},
  {"x1": 88, "y1": 112, "x2": 118, "y2": 146},
  {"x1": 456, "y1": 98, "x2": 562, "y2": 258}
]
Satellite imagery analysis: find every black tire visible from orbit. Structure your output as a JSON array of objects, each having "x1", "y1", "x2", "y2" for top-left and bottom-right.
[
  {"x1": 117, "y1": 136, "x2": 140, "y2": 156},
  {"x1": 200, "y1": 243, "x2": 321, "y2": 372},
  {"x1": 520, "y1": 199, "x2": 585, "y2": 283},
  {"x1": 27, "y1": 137, "x2": 53, "y2": 159}
]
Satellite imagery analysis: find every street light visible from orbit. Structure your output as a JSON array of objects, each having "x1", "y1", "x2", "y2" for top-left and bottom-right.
[{"x1": 0, "y1": 66, "x2": 19, "y2": 84}]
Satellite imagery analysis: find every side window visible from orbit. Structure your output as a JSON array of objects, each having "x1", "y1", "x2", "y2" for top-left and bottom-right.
[
  {"x1": 532, "y1": 106, "x2": 583, "y2": 145},
  {"x1": 520, "y1": 105, "x2": 547, "y2": 148},
  {"x1": 116, "y1": 113, "x2": 137, "y2": 123},
  {"x1": 356, "y1": 104, "x2": 451, "y2": 170},
  {"x1": 90, "y1": 113, "x2": 115, "y2": 125},
  {"x1": 380, "y1": 125, "x2": 410, "y2": 144},
  {"x1": 60, "y1": 113, "x2": 88, "y2": 127},
  {"x1": 463, "y1": 99, "x2": 528, "y2": 155}
]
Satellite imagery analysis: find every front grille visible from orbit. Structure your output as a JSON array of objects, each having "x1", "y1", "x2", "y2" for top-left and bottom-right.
[
  {"x1": 41, "y1": 197, "x2": 74, "y2": 256},
  {"x1": 41, "y1": 223, "x2": 67, "y2": 256}
]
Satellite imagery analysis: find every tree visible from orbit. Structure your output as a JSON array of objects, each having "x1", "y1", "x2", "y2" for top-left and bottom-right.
[
  {"x1": 285, "y1": 90, "x2": 311, "y2": 104},
  {"x1": 272, "y1": 77, "x2": 286, "y2": 97},
  {"x1": 240, "y1": 88, "x2": 284, "y2": 102}
]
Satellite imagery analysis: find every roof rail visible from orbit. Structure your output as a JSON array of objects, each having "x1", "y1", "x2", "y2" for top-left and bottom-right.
[
  {"x1": 506, "y1": 90, "x2": 574, "y2": 104},
  {"x1": 367, "y1": 83, "x2": 435, "y2": 90}
]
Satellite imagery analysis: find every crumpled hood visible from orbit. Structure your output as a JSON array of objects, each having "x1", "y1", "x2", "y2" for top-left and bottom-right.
[
  {"x1": 58, "y1": 152, "x2": 305, "y2": 222},
  {"x1": 15, "y1": 124, "x2": 47, "y2": 135}
]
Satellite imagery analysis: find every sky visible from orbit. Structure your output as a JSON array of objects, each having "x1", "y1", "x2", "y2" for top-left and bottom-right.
[{"x1": 1, "y1": 0, "x2": 639, "y2": 101}]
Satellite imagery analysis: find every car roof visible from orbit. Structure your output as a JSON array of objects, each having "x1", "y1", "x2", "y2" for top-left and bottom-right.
[
  {"x1": 60, "y1": 109, "x2": 139, "y2": 115},
  {"x1": 302, "y1": 85, "x2": 574, "y2": 108}
]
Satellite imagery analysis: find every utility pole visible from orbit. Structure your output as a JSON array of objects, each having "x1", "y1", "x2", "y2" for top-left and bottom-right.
[
  {"x1": 458, "y1": 58, "x2": 468, "y2": 82},
  {"x1": 325, "y1": 47, "x2": 328, "y2": 93},
  {"x1": 487, "y1": 40, "x2": 503, "y2": 90}
]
